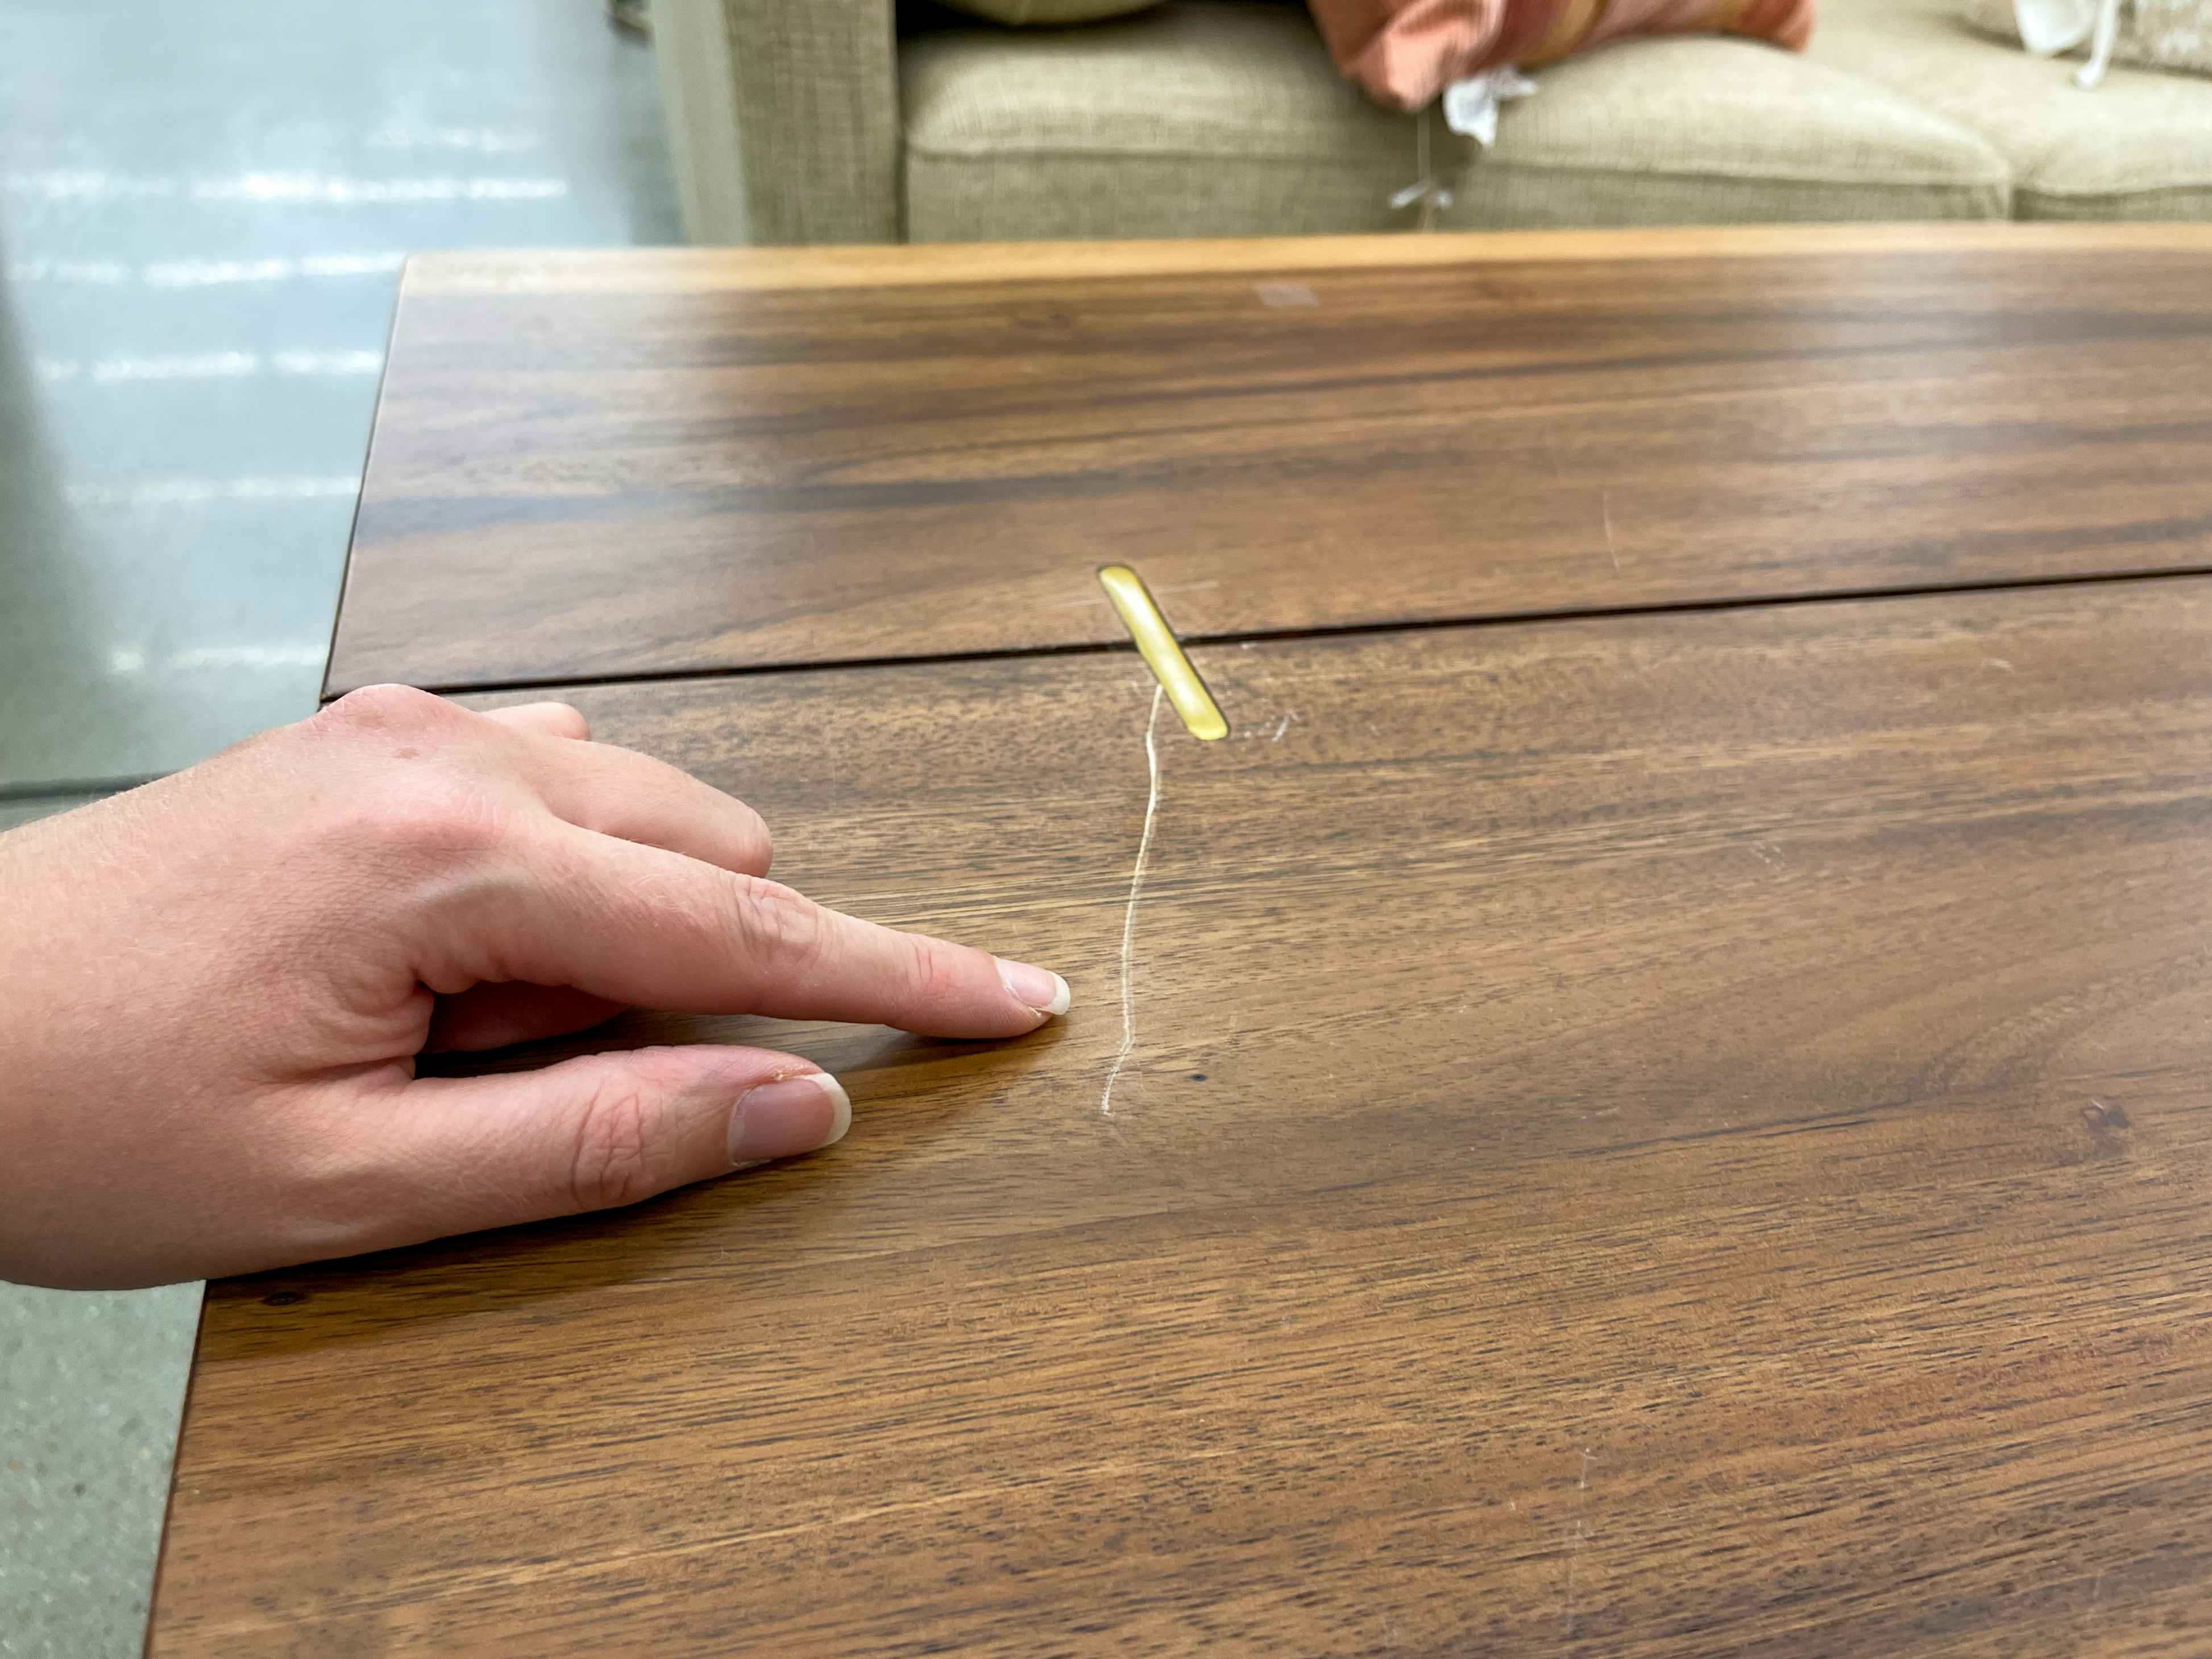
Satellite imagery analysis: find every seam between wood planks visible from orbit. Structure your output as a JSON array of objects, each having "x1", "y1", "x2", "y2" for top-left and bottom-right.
[{"x1": 372, "y1": 562, "x2": 2212, "y2": 704}]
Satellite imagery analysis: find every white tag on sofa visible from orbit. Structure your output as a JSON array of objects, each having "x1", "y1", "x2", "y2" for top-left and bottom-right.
[
  {"x1": 2014, "y1": 0, "x2": 2099, "y2": 50},
  {"x1": 1442, "y1": 68, "x2": 1537, "y2": 146}
]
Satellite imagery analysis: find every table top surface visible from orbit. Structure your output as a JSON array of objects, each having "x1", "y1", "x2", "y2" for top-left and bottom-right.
[
  {"x1": 161, "y1": 559, "x2": 2212, "y2": 1651},
  {"x1": 326, "y1": 223, "x2": 2212, "y2": 698}
]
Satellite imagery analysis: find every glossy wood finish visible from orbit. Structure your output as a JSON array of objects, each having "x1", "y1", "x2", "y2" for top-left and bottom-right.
[
  {"x1": 164, "y1": 578, "x2": 2212, "y2": 1655},
  {"x1": 324, "y1": 226, "x2": 2212, "y2": 695}
]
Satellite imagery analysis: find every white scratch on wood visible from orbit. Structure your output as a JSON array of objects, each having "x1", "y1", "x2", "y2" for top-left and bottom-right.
[
  {"x1": 1601, "y1": 490, "x2": 1620, "y2": 574},
  {"x1": 1563, "y1": 1519, "x2": 1588, "y2": 1636},
  {"x1": 1563, "y1": 1448, "x2": 1598, "y2": 1637},
  {"x1": 1102, "y1": 685, "x2": 1165, "y2": 1117}
]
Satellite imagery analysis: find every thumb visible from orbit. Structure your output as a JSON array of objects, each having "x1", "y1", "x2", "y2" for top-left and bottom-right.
[{"x1": 354, "y1": 1046, "x2": 849, "y2": 1250}]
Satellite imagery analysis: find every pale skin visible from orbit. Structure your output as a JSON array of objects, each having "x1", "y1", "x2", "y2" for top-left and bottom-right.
[{"x1": 0, "y1": 685, "x2": 1071, "y2": 1291}]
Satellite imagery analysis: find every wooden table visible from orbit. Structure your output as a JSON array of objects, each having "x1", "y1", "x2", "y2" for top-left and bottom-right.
[
  {"x1": 325, "y1": 225, "x2": 2212, "y2": 694},
  {"x1": 155, "y1": 230, "x2": 2212, "y2": 1656}
]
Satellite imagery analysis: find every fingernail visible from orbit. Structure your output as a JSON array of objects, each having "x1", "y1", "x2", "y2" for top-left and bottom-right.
[
  {"x1": 997, "y1": 957, "x2": 1072, "y2": 1018},
  {"x1": 728, "y1": 1072, "x2": 850, "y2": 1167}
]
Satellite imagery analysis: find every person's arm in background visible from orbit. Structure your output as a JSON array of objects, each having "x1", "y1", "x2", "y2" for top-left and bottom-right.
[{"x1": 0, "y1": 685, "x2": 1070, "y2": 1291}]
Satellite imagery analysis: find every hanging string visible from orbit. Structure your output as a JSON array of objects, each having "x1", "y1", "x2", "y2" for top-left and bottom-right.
[
  {"x1": 1388, "y1": 105, "x2": 1452, "y2": 232},
  {"x1": 1391, "y1": 72, "x2": 1537, "y2": 227},
  {"x1": 1419, "y1": 106, "x2": 1439, "y2": 232}
]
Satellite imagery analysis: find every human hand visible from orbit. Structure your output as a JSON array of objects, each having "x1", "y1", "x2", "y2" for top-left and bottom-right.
[{"x1": 0, "y1": 686, "x2": 1070, "y2": 1289}]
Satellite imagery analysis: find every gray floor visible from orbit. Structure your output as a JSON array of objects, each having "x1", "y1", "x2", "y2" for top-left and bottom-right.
[
  {"x1": 0, "y1": 3, "x2": 680, "y2": 1653},
  {"x1": 0, "y1": 1286, "x2": 201, "y2": 1659}
]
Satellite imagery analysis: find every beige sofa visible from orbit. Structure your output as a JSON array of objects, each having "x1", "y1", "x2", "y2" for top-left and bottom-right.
[{"x1": 653, "y1": 0, "x2": 2212, "y2": 243}]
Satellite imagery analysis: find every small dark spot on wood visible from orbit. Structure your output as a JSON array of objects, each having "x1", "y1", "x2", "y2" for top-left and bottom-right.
[
  {"x1": 263, "y1": 1291, "x2": 305, "y2": 1308},
  {"x1": 1189, "y1": 1073, "x2": 1207, "y2": 1082},
  {"x1": 2082, "y1": 1101, "x2": 2133, "y2": 1143}
]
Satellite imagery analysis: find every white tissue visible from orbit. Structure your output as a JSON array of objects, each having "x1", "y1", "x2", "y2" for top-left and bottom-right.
[{"x1": 1442, "y1": 68, "x2": 1538, "y2": 146}]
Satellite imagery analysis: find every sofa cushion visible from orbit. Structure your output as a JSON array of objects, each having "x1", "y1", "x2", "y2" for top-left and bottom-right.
[
  {"x1": 1811, "y1": 0, "x2": 2212, "y2": 217},
  {"x1": 1458, "y1": 32, "x2": 2010, "y2": 226},
  {"x1": 901, "y1": 0, "x2": 2012, "y2": 240}
]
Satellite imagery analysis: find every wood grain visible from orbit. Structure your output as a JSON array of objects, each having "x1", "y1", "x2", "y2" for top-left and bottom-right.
[
  {"x1": 163, "y1": 577, "x2": 2212, "y2": 1655},
  {"x1": 325, "y1": 227, "x2": 2212, "y2": 695},
  {"x1": 399, "y1": 223, "x2": 2212, "y2": 295}
]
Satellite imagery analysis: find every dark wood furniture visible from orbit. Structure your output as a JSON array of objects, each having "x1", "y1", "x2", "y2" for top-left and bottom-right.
[
  {"x1": 155, "y1": 230, "x2": 2212, "y2": 1656},
  {"x1": 326, "y1": 225, "x2": 2212, "y2": 695}
]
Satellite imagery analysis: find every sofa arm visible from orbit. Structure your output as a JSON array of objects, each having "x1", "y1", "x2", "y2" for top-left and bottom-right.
[{"x1": 654, "y1": 0, "x2": 901, "y2": 245}]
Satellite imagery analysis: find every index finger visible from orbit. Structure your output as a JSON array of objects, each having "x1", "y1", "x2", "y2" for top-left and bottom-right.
[
  {"x1": 475, "y1": 707, "x2": 773, "y2": 878},
  {"x1": 445, "y1": 823, "x2": 1070, "y2": 1039}
]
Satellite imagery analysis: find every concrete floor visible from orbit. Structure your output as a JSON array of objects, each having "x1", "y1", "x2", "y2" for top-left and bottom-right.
[
  {"x1": 0, "y1": 3, "x2": 679, "y2": 1652},
  {"x1": 0, "y1": 1285, "x2": 200, "y2": 1659}
]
